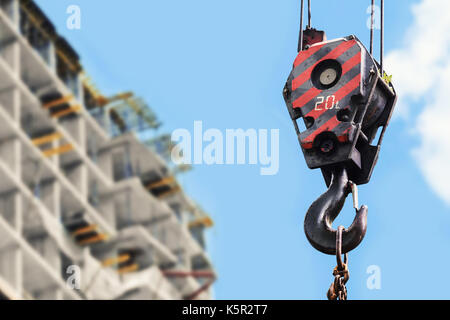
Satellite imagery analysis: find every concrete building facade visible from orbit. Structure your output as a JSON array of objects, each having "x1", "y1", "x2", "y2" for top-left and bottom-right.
[{"x1": 0, "y1": 0, "x2": 215, "y2": 300}]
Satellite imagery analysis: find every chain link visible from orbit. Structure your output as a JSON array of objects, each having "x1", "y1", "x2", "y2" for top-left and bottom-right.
[
  {"x1": 327, "y1": 226, "x2": 350, "y2": 300},
  {"x1": 327, "y1": 264, "x2": 349, "y2": 300}
]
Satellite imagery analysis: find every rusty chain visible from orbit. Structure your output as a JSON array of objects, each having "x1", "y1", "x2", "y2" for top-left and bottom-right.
[{"x1": 327, "y1": 226, "x2": 349, "y2": 300}]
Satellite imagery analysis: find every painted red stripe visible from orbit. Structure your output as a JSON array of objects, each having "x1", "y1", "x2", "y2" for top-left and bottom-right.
[
  {"x1": 342, "y1": 51, "x2": 361, "y2": 75},
  {"x1": 291, "y1": 66, "x2": 313, "y2": 91},
  {"x1": 293, "y1": 87, "x2": 322, "y2": 108},
  {"x1": 332, "y1": 75, "x2": 361, "y2": 104},
  {"x1": 302, "y1": 125, "x2": 351, "y2": 149},
  {"x1": 292, "y1": 40, "x2": 357, "y2": 91},
  {"x1": 304, "y1": 105, "x2": 325, "y2": 119},
  {"x1": 337, "y1": 128, "x2": 351, "y2": 143},
  {"x1": 293, "y1": 44, "x2": 324, "y2": 68},
  {"x1": 301, "y1": 116, "x2": 341, "y2": 149}
]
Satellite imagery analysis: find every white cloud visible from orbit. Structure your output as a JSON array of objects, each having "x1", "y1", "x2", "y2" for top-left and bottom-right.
[{"x1": 385, "y1": 0, "x2": 450, "y2": 205}]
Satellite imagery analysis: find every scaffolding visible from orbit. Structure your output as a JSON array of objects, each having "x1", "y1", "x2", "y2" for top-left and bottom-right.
[{"x1": 84, "y1": 87, "x2": 161, "y2": 138}]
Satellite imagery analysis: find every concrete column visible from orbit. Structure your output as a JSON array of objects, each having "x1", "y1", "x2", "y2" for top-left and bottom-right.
[
  {"x1": 97, "y1": 194, "x2": 116, "y2": 229},
  {"x1": 70, "y1": 163, "x2": 88, "y2": 198},
  {"x1": 11, "y1": 0, "x2": 20, "y2": 30},
  {"x1": 0, "y1": 36, "x2": 21, "y2": 120},
  {"x1": 53, "y1": 181, "x2": 61, "y2": 220},
  {"x1": 0, "y1": 137, "x2": 21, "y2": 176},
  {"x1": 12, "y1": 87, "x2": 21, "y2": 125},
  {"x1": 41, "y1": 180, "x2": 61, "y2": 219},
  {"x1": 47, "y1": 43, "x2": 56, "y2": 72},
  {"x1": 13, "y1": 191, "x2": 22, "y2": 235},
  {"x1": 31, "y1": 235, "x2": 61, "y2": 273},
  {"x1": 77, "y1": 117, "x2": 86, "y2": 152},
  {"x1": 50, "y1": 136, "x2": 59, "y2": 168},
  {"x1": 103, "y1": 108, "x2": 111, "y2": 136},
  {"x1": 98, "y1": 150, "x2": 112, "y2": 180},
  {"x1": 13, "y1": 137, "x2": 21, "y2": 177},
  {"x1": 76, "y1": 73, "x2": 84, "y2": 105},
  {"x1": 11, "y1": 35, "x2": 20, "y2": 78},
  {"x1": 62, "y1": 114, "x2": 86, "y2": 148},
  {"x1": 11, "y1": 37, "x2": 21, "y2": 125},
  {"x1": 12, "y1": 247, "x2": 23, "y2": 297},
  {"x1": 0, "y1": 190, "x2": 19, "y2": 230},
  {"x1": 79, "y1": 164, "x2": 88, "y2": 198},
  {"x1": 0, "y1": 245, "x2": 23, "y2": 297}
]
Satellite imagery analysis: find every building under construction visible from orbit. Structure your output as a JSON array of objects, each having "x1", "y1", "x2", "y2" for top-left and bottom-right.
[{"x1": 0, "y1": 0, "x2": 215, "y2": 300}]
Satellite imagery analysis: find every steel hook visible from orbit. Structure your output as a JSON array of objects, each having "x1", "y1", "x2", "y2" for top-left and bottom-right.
[{"x1": 304, "y1": 167, "x2": 368, "y2": 255}]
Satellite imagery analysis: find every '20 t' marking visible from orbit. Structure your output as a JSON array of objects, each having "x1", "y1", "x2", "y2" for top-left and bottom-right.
[{"x1": 315, "y1": 95, "x2": 340, "y2": 111}]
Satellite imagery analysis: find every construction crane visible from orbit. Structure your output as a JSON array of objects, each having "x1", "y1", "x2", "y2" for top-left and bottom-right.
[
  {"x1": 96, "y1": 92, "x2": 134, "y2": 107},
  {"x1": 283, "y1": 0, "x2": 397, "y2": 300}
]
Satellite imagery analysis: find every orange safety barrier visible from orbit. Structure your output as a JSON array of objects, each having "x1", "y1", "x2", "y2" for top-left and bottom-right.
[
  {"x1": 146, "y1": 176, "x2": 175, "y2": 190},
  {"x1": 77, "y1": 233, "x2": 108, "y2": 246},
  {"x1": 50, "y1": 105, "x2": 81, "y2": 118},
  {"x1": 41, "y1": 143, "x2": 74, "y2": 157},
  {"x1": 157, "y1": 185, "x2": 181, "y2": 199},
  {"x1": 31, "y1": 132, "x2": 62, "y2": 146},
  {"x1": 71, "y1": 224, "x2": 97, "y2": 237},
  {"x1": 102, "y1": 254, "x2": 131, "y2": 267},
  {"x1": 42, "y1": 95, "x2": 74, "y2": 109},
  {"x1": 117, "y1": 263, "x2": 139, "y2": 274}
]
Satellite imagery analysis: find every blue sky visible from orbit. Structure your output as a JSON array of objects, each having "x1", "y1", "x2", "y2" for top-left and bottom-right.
[{"x1": 36, "y1": 0, "x2": 450, "y2": 299}]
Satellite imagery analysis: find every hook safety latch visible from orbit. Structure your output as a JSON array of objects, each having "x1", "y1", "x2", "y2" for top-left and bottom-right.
[{"x1": 304, "y1": 167, "x2": 368, "y2": 255}]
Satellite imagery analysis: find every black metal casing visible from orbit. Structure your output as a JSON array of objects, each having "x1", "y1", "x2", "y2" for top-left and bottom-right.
[{"x1": 283, "y1": 35, "x2": 397, "y2": 186}]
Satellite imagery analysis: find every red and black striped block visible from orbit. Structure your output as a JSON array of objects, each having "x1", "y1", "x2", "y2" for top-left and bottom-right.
[{"x1": 283, "y1": 35, "x2": 397, "y2": 185}]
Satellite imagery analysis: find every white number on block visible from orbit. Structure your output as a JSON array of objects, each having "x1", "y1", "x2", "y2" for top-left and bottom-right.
[{"x1": 315, "y1": 95, "x2": 340, "y2": 111}]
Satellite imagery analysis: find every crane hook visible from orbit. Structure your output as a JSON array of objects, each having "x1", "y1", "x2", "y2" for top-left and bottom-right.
[{"x1": 304, "y1": 167, "x2": 368, "y2": 255}]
